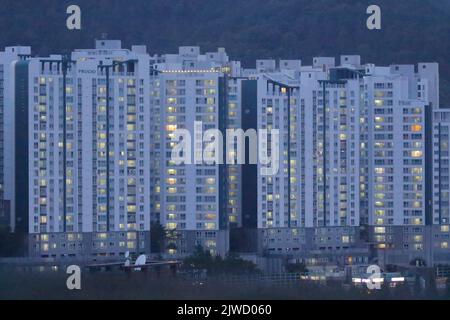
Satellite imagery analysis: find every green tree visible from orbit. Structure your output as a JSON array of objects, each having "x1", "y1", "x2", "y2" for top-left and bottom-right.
[
  {"x1": 0, "y1": 225, "x2": 24, "y2": 257},
  {"x1": 182, "y1": 246, "x2": 259, "y2": 275},
  {"x1": 150, "y1": 222, "x2": 165, "y2": 253},
  {"x1": 285, "y1": 262, "x2": 308, "y2": 274},
  {"x1": 183, "y1": 245, "x2": 214, "y2": 271}
]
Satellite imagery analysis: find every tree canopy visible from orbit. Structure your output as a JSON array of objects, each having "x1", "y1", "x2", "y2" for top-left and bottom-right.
[
  {"x1": 0, "y1": 0, "x2": 449, "y2": 103},
  {"x1": 182, "y1": 245, "x2": 259, "y2": 275}
]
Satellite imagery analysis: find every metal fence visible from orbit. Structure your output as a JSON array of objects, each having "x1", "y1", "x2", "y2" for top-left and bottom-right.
[{"x1": 180, "y1": 272, "x2": 317, "y2": 287}]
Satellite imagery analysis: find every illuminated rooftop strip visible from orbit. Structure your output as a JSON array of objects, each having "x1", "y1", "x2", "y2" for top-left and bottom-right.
[{"x1": 160, "y1": 69, "x2": 220, "y2": 73}]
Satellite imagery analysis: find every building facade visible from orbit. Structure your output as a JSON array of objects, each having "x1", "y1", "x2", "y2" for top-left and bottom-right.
[
  {"x1": 149, "y1": 46, "x2": 243, "y2": 257},
  {"x1": 21, "y1": 40, "x2": 152, "y2": 258},
  {"x1": 0, "y1": 46, "x2": 32, "y2": 232},
  {"x1": 256, "y1": 58, "x2": 365, "y2": 258},
  {"x1": 255, "y1": 57, "x2": 443, "y2": 267},
  {"x1": 3, "y1": 40, "x2": 450, "y2": 268}
]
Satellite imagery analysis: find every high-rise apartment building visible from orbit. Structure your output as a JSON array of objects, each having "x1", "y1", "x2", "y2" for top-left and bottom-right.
[
  {"x1": 17, "y1": 40, "x2": 152, "y2": 258},
  {"x1": 256, "y1": 58, "x2": 365, "y2": 258},
  {"x1": 433, "y1": 109, "x2": 450, "y2": 225},
  {"x1": 149, "y1": 46, "x2": 243, "y2": 256},
  {"x1": 362, "y1": 63, "x2": 440, "y2": 268},
  {"x1": 255, "y1": 57, "x2": 440, "y2": 267},
  {"x1": 429, "y1": 109, "x2": 450, "y2": 265},
  {"x1": 2, "y1": 39, "x2": 450, "y2": 267},
  {"x1": 0, "y1": 46, "x2": 31, "y2": 232}
]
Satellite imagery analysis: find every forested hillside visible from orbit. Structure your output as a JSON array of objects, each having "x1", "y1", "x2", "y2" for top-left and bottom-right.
[{"x1": 1, "y1": 0, "x2": 449, "y2": 102}]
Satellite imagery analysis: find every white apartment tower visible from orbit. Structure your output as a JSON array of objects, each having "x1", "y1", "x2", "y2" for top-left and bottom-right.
[
  {"x1": 256, "y1": 57, "x2": 439, "y2": 260},
  {"x1": 257, "y1": 58, "x2": 364, "y2": 255},
  {"x1": 20, "y1": 40, "x2": 152, "y2": 258},
  {"x1": 433, "y1": 109, "x2": 450, "y2": 225},
  {"x1": 365, "y1": 63, "x2": 437, "y2": 251},
  {"x1": 149, "y1": 46, "x2": 242, "y2": 256},
  {"x1": 2, "y1": 40, "x2": 447, "y2": 265}
]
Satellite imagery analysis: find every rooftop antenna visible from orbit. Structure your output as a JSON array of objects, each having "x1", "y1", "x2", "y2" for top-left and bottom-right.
[{"x1": 101, "y1": 33, "x2": 108, "y2": 40}]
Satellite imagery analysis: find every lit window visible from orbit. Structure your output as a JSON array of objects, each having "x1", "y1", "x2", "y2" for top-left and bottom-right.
[
  {"x1": 167, "y1": 178, "x2": 177, "y2": 185},
  {"x1": 166, "y1": 124, "x2": 177, "y2": 132},
  {"x1": 166, "y1": 223, "x2": 177, "y2": 230},
  {"x1": 167, "y1": 187, "x2": 177, "y2": 194},
  {"x1": 374, "y1": 99, "x2": 384, "y2": 107},
  {"x1": 127, "y1": 232, "x2": 137, "y2": 240},
  {"x1": 374, "y1": 227, "x2": 385, "y2": 234},
  {"x1": 411, "y1": 150, "x2": 423, "y2": 158},
  {"x1": 204, "y1": 223, "x2": 216, "y2": 230}
]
